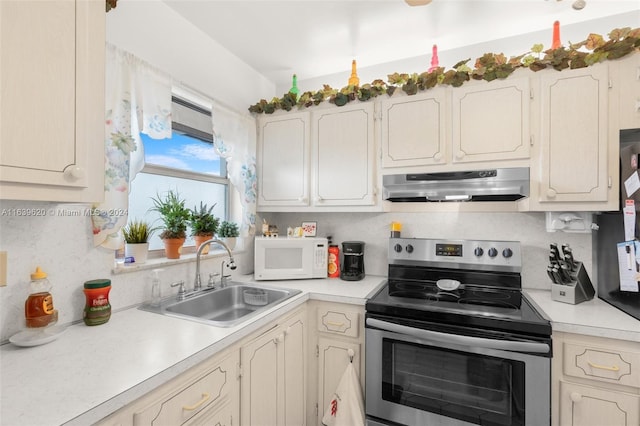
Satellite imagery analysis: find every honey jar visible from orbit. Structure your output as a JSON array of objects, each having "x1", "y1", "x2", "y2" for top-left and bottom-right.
[{"x1": 25, "y1": 267, "x2": 58, "y2": 328}]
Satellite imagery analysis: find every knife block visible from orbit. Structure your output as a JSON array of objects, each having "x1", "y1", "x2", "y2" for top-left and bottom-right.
[{"x1": 550, "y1": 262, "x2": 595, "y2": 305}]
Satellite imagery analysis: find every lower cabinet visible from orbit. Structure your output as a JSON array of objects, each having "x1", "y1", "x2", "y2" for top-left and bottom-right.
[
  {"x1": 308, "y1": 301, "x2": 365, "y2": 426},
  {"x1": 240, "y1": 307, "x2": 307, "y2": 426},
  {"x1": 553, "y1": 331, "x2": 640, "y2": 426},
  {"x1": 96, "y1": 349, "x2": 240, "y2": 426}
]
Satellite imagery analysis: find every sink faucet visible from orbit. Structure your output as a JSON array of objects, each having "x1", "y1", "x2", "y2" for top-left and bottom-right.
[{"x1": 194, "y1": 238, "x2": 236, "y2": 291}]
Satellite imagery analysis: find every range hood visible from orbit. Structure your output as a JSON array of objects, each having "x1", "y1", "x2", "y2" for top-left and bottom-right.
[{"x1": 383, "y1": 167, "x2": 530, "y2": 202}]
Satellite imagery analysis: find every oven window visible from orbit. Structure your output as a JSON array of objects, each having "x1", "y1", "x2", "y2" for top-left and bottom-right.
[{"x1": 382, "y1": 338, "x2": 525, "y2": 426}]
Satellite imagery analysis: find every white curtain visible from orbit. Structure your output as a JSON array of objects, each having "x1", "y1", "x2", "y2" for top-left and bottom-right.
[
  {"x1": 212, "y1": 103, "x2": 257, "y2": 238},
  {"x1": 92, "y1": 44, "x2": 172, "y2": 249}
]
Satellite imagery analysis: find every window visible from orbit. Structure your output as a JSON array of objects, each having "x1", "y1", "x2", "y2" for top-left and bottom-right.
[{"x1": 128, "y1": 96, "x2": 229, "y2": 251}]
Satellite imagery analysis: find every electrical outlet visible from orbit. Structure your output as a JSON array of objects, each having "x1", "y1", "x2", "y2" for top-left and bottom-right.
[{"x1": 0, "y1": 251, "x2": 6, "y2": 286}]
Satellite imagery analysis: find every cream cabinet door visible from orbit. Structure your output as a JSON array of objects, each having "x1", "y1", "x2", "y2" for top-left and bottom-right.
[
  {"x1": 240, "y1": 308, "x2": 307, "y2": 426},
  {"x1": 380, "y1": 89, "x2": 448, "y2": 168},
  {"x1": 257, "y1": 112, "x2": 311, "y2": 207},
  {"x1": 559, "y1": 381, "x2": 640, "y2": 426},
  {"x1": 451, "y1": 77, "x2": 531, "y2": 163},
  {"x1": 312, "y1": 102, "x2": 376, "y2": 206},
  {"x1": 536, "y1": 64, "x2": 610, "y2": 205},
  {"x1": 616, "y1": 53, "x2": 640, "y2": 130},
  {"x1": 316, "y1": 337, "x2": 361, "y2": 426},
  {"x1": 0, "y1": 0, "x2": 104, "y2": 202}
]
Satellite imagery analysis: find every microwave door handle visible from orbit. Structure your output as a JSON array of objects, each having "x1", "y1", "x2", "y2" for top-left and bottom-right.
[{"x1": 366, "y1": 318, "x2": 550, "y2": 354}]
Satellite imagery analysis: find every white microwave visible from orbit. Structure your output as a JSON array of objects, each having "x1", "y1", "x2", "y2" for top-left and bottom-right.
[{"x1": 254, "y1": 237, "x2": 328, "y2": 280}]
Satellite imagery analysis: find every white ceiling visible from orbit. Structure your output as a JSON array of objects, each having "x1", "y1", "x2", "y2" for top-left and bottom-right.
[{"x1": 162, "y1": 0, "x2": 640, "y2": 89}]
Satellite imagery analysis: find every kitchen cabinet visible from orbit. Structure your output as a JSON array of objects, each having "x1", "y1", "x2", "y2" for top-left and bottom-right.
[
  {"x1": 95, "y1": 349, "x2": 240, "y2": 426},
  {"x1": 257, "y1": 112, "x2": 310, "y2": 208},
  {"x1": 257, "y1": 102, "x2": 378, "y2": 212},
  {"x1": 552, "y1": 331, "x2": 640, "y2": 426},
  {"x1": 240, "y1": 307, "x2": 307, "y2": 426},
  {"x1": 451, "y1": 76, "x2": 531, "y2": 164},
  {"x1": 0, "y1": 0, "x2": 105, "y2": 202},
  {"x1": 613, "y1": 53, "x2": 640, "y2": 130},
  {"x1": 380, "y1": 88, "x2": 448, "y2": 169},
  {"x1": 308, "y1": 301, "x2": 365, "y2": 426},
  {"x1": 529, "y1": 63, "x2": 618, "y2": 211}
]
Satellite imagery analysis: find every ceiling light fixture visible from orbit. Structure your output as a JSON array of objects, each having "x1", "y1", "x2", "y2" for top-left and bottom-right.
[
  {"x1": 572, "y1": 0, "x2": 586, "y2": 10},
  {"x1": 405, "y1": 0, "x2": 433, "y2": 6}
]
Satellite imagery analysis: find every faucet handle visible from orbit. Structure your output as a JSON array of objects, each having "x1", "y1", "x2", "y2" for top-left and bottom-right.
[
  {"x1": 170, "y1": 280, "x2": 187, "y2": 300},
  {"x1": 207, "y1": 273, "x2": 220, "y2": 288}
]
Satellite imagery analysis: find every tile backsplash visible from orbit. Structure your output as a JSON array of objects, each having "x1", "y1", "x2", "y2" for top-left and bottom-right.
[{"x1": 1, "y1": 200, "x2": 592, "y2": 342}]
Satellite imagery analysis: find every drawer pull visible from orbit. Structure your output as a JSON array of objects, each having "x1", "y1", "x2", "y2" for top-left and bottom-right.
[
  {"x1": 570, "y1": 392, "x2": 582, "y2": 403},
  {"x1": 326, "y1": 321, "x2": 345, "y2": 327},
  {"x1": 182, "y1": 392, "x2": 210, "y2": 411},
  {"x1": 588, "y1": 361, "x2": 620, "y2": 372}
]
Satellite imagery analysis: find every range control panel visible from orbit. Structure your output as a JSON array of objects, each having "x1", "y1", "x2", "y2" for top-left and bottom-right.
[{"x1": 389, "y1": 238, "x2": 521, "y2": 273}]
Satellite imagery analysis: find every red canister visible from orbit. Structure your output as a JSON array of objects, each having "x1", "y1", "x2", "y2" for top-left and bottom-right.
[
  {"x1": 328, "y1": 245, "x2": 340, "y2": 278},
  {"x1": 83, "y1": 279, "x2": 111, "y2": 326}
]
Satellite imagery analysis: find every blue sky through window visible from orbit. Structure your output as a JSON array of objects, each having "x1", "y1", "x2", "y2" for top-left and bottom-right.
[{"x1": 141, "y1": 132, "x2": 222, "y2": 175}]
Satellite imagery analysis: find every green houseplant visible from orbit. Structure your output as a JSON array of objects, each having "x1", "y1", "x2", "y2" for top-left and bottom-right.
[
  {"x1": 122, "y1": 219, "x2": 155, "y2": 264},
  {"x1": 150, "y1": 190, "x2": 190, "y2": 259},
  {"x1": 218, "y1": 220, "x2": 240, "y2": 250},
  {"x1": 189, "y1": 202, "x2": 220, "y2": 254}
]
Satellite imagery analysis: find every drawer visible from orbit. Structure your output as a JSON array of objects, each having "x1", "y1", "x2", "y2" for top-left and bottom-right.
[
  {"x1": 563, "y1": 342, "x2": 640, "y2": 388},
  {"x1": 133, "y1": 355, "x2": 235, "y2": 425},
  {"x1": 317, "y1": 308, "x2": 359, "y2": 338}
]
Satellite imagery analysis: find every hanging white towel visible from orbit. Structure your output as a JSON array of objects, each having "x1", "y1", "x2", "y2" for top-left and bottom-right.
[{"x1": 322, "y1": 362, "x2": 365, "y2": 426}]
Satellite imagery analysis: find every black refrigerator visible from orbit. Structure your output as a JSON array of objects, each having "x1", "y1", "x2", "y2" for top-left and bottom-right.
[{"x1": 592, "y1": 129, "x2": 640, "y2": 321}]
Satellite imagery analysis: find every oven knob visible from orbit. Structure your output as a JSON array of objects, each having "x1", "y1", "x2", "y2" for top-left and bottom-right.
[
  {"x1": 394, "y1": 244, "x2": 402, "y2": 253},
  {"x1": 406, "y1": 244, "x2": 414, "y2": 253},
  {"x1": 488, "y1": 247, "x2": 498, "y2": 258},
  {"x1": 502, "y1": 248, "x2": 513, "y2": 258},
  {"x1": 474, "y1": 247, "x2": 484, "y2": 257}
]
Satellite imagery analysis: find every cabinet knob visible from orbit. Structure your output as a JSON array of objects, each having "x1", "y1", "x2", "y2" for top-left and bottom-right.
[
  {"x1": 547, "y1": 188, "x2": 557, "y2": 199},
  {"x1": 285, "y1": 326, "x2": 292, "y2": 335},
  {"x1": 455, "y1": 151, "x2": 465, "y2": 160},
  {"x1": 570, "y1": 392, "x2": 582, "y2": 403},
  {"x1": 433, "y1": 152, "x2": 442, "y2": 162},
  {"x1": 298, "y1": 196, "x2": 308, "y2": 203},
  {"x1": 274, "y1": 333, "x2": 285, "y2": 344},
  {"x1": 315, "y1": 196, "x2": 323, "y2": 203},
  {"x1": 63, "y1": 165, "x2": 85, "y2": 181},
  {"x1": 635, "y1": 100, "x2": 640, "y2": 112}
]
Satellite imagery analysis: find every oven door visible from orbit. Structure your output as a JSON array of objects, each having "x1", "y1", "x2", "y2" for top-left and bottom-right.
[{"x1": 365, "y1": 316, "x2": 550, "y2": 426}]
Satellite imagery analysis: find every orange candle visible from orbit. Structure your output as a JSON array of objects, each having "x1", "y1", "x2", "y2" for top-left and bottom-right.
[{"x1": 552, "y1": 21, "x2": 561, "y2": 49}]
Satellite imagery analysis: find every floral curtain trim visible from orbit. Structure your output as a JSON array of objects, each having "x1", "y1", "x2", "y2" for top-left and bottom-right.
[
  {"x1": 92, "y1": 44, "x2": 172, "y2": 249},
  {"x1": 212, "y1": 103, "x2": 257, "y2": 238}
]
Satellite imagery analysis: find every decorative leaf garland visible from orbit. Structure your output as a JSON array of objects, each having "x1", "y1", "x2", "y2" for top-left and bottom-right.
[{"x1": 249, "y1": 27, "x2": 640, "y2": 114}]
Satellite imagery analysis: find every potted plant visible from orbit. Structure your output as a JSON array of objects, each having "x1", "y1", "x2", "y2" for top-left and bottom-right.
[
  {"x1": 188, "y1": 202, "x2": 219, "y2": 254},
  {"x1": 150, "y1": 190, "x2": 190, "y2": 259},
  {"x1": 122, "y1": 219, "x2": 154, "y2": 264},
  {"x1": 218, "y1": 220, "x2": 240, "y2": 250}
]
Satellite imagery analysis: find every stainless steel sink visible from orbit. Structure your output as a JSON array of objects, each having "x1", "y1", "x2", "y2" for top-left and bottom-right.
[{"x1": 138, "y1": 282, "x2": 301, "y2": 327}]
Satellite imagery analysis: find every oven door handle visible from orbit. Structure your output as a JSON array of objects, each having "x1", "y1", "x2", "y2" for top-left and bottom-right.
[{"x1": 366, "y1": 318, "x2": 550, "y2": 354}]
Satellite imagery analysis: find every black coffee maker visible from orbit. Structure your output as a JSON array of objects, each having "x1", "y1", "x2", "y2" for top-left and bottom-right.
[{"x1": 340, "y1": 241, "x2": 365, "y2": 281}]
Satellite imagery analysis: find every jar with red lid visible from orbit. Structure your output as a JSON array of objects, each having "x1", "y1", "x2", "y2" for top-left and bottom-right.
[{"x1": 83, "y1": 279, "x2": 111, "y2": 326}]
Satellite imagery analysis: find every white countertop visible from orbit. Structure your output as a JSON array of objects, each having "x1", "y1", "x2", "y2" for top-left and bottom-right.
[
  {"x1": 0, "y1": 276, "x2": 386, "y2": 426},
  {"x1": 525, "y1": 289, "x2": 640, "y2": 342},
  {"x1": 2, "y1": 277, "x2": 639, "y2": 426}
]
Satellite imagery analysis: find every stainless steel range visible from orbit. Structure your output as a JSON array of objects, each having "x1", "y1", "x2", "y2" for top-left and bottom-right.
[{"x1": 365, "y1": 238, "x2": 552, "y2": 426}]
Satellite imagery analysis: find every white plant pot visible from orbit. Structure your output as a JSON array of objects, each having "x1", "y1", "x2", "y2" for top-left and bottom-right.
[
  {"x1": 222, "y1": 237, "x2": 236, "y2": 251},
  {"x1": 125, "y1": 242, "x2": 149, "y2": 264}
]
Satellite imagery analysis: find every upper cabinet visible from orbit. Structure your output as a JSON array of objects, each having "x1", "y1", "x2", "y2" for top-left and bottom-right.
[
  {"x1": 380, "y1": 88, "x2": 448, "y2": 168},
  {"x1": 0, "y1": 0, "x2": 105, "y2": 203},
  {"x1": 529, "y1": 63, "x2": 618, "y2": 211},
  {"x1": 257, "y1": 102, "x2": 377, "y2": 212},
  {"x1": 451, "y1": 76, "x2": 531, "y2": 164},
  {"x1": 257, "y1": 112, "x2": 311, "y2": 208},
  {"x1": 614, "y1": 53, "x2": 640, "y2": 130}
]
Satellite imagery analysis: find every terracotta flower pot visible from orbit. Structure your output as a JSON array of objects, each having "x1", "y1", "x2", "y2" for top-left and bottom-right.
[
  {"x1": 163, "y1": 237, "x2": 185, "y2": 259},
  {"x1": 194, "y1": 234, "x2": 214, "y2": 254}
]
